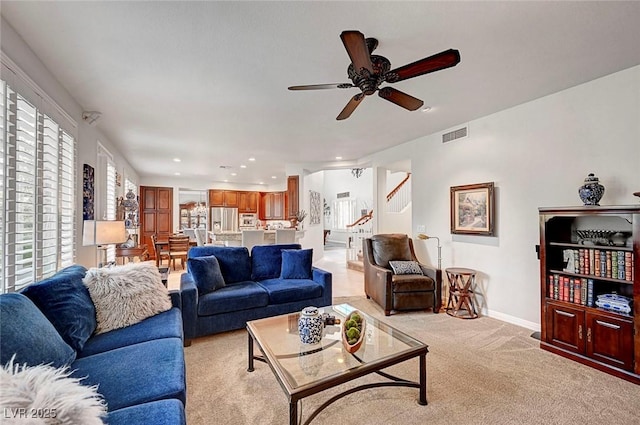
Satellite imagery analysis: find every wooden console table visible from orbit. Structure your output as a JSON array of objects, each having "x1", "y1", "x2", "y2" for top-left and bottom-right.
[{"x1": 116, "y1": 244, "x2": 149, "y2": 264}]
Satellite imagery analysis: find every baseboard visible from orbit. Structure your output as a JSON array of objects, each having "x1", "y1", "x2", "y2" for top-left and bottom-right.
[{"x1": 485, "y1": 309, "x2": 540, "y2": 332}]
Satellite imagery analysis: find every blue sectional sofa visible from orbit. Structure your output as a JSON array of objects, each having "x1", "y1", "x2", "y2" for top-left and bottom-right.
[
  {"x1": 0, "y1": 265, "x2": 186, "y2": 425},
  {"x1": 181, "y1": 244, "x2": 332, "y2": 342}
]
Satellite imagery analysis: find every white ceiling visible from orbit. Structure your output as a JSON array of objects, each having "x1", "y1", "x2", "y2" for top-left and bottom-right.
[{"x1": 2, "y1": 1, "x2": 640, "y2": 186}]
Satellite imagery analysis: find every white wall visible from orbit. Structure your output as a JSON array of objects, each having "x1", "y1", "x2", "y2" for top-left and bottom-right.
[
  {"x1": 1, "y1": 17, "x2": 139, "y2": 268},
  {"x1": 370, "y1": 65, "x2": 640, "y2": 330}
]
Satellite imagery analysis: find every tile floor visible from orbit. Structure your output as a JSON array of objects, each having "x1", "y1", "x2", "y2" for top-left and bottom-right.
[{"x1": 165, "y1": 246, "x2": 365, "y2": 298}]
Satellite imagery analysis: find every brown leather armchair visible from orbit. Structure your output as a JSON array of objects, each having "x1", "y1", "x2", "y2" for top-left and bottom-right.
[{"x1": 363, "y1": 234, "x2": 441, "y2": 316}]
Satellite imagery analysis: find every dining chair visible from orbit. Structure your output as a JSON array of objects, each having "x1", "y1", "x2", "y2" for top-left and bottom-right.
[
  {"x1": 168, "y1": 235, "x2": 190, "y2": 270},
  {"x1": 152, "y1": 234, "x2": 170, "y2": 267},
  {"x1": 275, "y1": 228, "x2": 296, "y2": 244},
  {"x1": 241, "y1": 230, "x2": 264, "y2": 253}
]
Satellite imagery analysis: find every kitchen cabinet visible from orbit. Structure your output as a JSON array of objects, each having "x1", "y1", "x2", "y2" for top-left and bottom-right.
[
  {"x1": 260, "y1": 192, "x2": 285, "y2": 220},
  {"x1": 286, "y1": 175, "x2": 299, "y2": 219},
  {"x1": 209, "y1": 190, "x2": 238, "y2": 207},
  {"x1": 179, "y1": 202, "x2": 207, "y2": 229},
  {"x1": 238, "y1": 191, "x2": 258, "y2": 213}
]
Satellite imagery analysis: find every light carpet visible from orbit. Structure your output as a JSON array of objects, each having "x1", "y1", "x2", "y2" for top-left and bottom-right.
[{"x1": 184, "y1": 296, "x2": 640, "y2": 424}]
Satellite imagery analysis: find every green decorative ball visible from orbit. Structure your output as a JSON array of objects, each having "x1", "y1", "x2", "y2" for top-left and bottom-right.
[
  {"x1": 346, "y1": 327, "x2": 361, "y2": 341},
  {"x1": 351, "y1": 313, "x2": 362, "y2": 324},
  {"x1": 345, "y1": 319, "x2": 357, "y2": 330}
]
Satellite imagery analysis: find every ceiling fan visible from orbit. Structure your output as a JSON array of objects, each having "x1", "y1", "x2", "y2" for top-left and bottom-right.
[{"x1": 288, "y1": 30, "x2": 461, "y2": 120}]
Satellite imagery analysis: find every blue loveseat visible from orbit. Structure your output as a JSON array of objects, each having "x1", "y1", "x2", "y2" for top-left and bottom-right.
[
  {"x1": 181, "y1": 244, "x2": 332, "y2": 342},
  {"x1": 0, "y1": 265, "x2": 186, "y2": 425}
]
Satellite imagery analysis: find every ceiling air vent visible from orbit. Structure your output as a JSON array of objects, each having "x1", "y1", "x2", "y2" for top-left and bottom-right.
[
  {"x1": 337, "y1": 192, "x2": 350, "y2": 199},
  {"x1": 442, "y1": 126, "x2": 468, "y2": 143}
]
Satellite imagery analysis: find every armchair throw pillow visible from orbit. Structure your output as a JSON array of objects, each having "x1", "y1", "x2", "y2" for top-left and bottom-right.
[
  {"x1": 83, "y1": 262, "x2": 172, "y2": 334},
  {"x1": 280, "y1": 249, "x2": 313, "y2": 279},
  {"x1": 389, "y1": 260, "x2": 423, "y2": 275},
  {"x1": 188, "y1": 255, "x2": 226, "y2": 295}
]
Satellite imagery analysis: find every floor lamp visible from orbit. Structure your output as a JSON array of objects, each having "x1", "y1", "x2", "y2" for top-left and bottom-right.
[
  {"x1": 83, "y1": 220, "x2": 127, "y2": 267},
  {"x1": 417, "y1": 233, "x2": 444, "y2": 310}
]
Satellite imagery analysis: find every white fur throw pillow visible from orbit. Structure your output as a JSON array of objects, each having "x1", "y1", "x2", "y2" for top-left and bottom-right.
[
  {"x1": 0, "y1": 356, "x2": 106, "y2": 425},
  {"x1": 83, "y1": 262, "x2": 172, "y2": 334}
]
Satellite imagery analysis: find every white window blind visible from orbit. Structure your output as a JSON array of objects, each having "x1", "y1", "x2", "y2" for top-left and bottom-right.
[
  {"x1": 1, "y1": 79, "x2": 76, "y2": 293},
  {"x1": 105, "y1": 161, "x2": 117, "y2": 263},
  {"x1": 333, "y1": 199, "x2": 356, "y2": 230}
]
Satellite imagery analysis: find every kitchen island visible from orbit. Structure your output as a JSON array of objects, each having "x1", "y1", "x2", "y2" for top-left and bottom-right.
[{"x1": 208, "y1": 230, "x2": 305, "y2": 246}]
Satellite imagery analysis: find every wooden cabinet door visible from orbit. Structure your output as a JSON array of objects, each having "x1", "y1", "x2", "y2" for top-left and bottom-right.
[
  {"x1": 209, "y1": 190, "x2": 224, "y2": 207},
  {"x1": 246, "y1": 191, "x2": 258, "y2": 213},
  {"x1": 140, "y1": 186, "x2": 173, "y2": 259},
  {"x1": 273, "y1": 192, "x2": 284, "y2": 219},
  {"x1": 260, "y1": 192, "x2": 272, "y2": 219},
  {"x1": 223, "y1": 191, "x2": 238, "y2": 207},
  {"x1": 586, "y1": 312, "x2": 634, "y2": 370},
  {"x1": 546, "y1": 302, "x2": 585, "y2": 354},
  {"x1": 286, "y1": 175, "x2": 299, "y2": 219}
]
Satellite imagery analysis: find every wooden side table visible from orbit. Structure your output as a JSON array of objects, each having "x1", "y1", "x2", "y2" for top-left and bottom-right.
[
  {"x1": 116, "y1": 244, "x2": 149, "y2": 264},
  {"x1": 445, "y1": 267, "x2": 478, "y2": 319}
]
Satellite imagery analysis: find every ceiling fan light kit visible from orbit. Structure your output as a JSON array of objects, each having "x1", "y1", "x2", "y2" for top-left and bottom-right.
[{"x1": 288, "y1": 30, "x2": 460, "y2": 120}]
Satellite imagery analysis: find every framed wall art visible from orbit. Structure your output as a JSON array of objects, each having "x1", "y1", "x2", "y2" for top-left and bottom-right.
[
  {"x1": 450, "y1": 182, "x2": 495, "y2": 236},
  {"x1": 309, "y1": 190, "x2": 321, "y2": 225},
  {"x1": 83, "y1": 164, "x2": 95, "y2": 220}
]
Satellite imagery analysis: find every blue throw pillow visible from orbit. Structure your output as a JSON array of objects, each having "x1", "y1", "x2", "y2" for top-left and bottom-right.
[
  {"x1": 188, "y1": 255, "x2": 226, "y2": 295},
  {"x1": 189, "y1": 246, "x2": 251, "y2": 283},
  {"x1": 251, "y1": 244, "x2": 301, "y2": 281},
  {"x1": 0, "y1": 293, "x2": 76, "y2": 367},
  {"x1": 280, "y1": 249, "x2": 313, "y2": 279},
  {"x1": 21, "y1": 265, "x2": 95, "y2": 352}
]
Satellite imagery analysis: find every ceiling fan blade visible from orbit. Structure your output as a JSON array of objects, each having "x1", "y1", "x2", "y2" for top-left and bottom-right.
[
  {"x1": 288, "y1": 83, "x2": 354, "y2": 91},
  {"x1": 386, "y1": 49, "x2": 460, "y2": 83},
  {"x1": 340, "y1": 31, "x2": 374, "y2": 75},
  {"x1": 336, "y1": 93, "x2": 365, "y2": 120},
  {"x1": 378, "y1": 87, "x2": 424, "y2": 111}
]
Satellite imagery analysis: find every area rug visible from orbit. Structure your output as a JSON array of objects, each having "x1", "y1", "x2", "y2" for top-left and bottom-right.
[{"x1": 184, "y1": 296, "x2": 640, "y2": 425}]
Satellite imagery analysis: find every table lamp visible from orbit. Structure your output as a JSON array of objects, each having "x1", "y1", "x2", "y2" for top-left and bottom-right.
[
  {"x1": 417, "y1": 233, "x2": 441, "y2": 270},
  {"x1": 83, "y1": 220, "x2": 127, "y2": 267}
]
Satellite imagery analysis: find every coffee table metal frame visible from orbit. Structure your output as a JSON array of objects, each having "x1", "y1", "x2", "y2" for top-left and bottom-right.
[{"x1": 246, "y1": 304, "x2": 428, "y2": 425}]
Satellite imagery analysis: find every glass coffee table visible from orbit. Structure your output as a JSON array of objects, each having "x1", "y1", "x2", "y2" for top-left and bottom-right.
[{"x1": 246, "y1": 304, "x2": 428, "y2": 425}]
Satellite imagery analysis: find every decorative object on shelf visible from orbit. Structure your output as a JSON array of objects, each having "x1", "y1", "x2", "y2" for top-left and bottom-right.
[
  {"x1": 309, "y1": 190, "x2": 321, "y2": 225},
  {"x1": 191, "y1": 192, "x2": 207, "y2": 216},
  {"x1": 611, "y1": 231, "x2": 631, "y2": 247},
  {"x1": 450, "y1": 182, "x2": 495, "y2": 236},
  {"x1": 351, "y1": 168, "x2": 364, "y2": 178},
  {"x1": 417, "y1": 233, "x2": 441, "y2": 269},
  {"x1": 595, "y1": 293, "x2": 632, "y2": 315},
  {"x1": 576, "y1": 229, "x2": 618, "y2": 246},
  {"x1": 298, "y1": 306, "x2": 323, "y2": 344},
  {"x1": 342, "y1": 310, "x2": 365, "y2": 353},
  {"x1": 578, "y1": 173, "x2": 605, "y2": 206}
]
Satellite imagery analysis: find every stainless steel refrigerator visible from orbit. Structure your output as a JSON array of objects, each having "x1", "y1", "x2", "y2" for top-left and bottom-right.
[{"x1": 211, "y1": 207, "x2": 238, "y2": 232}]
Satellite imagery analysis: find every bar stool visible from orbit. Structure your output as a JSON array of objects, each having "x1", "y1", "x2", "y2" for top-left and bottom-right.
[{"x1": 445, "y1": 267, "x2": 478, "y2": 319}]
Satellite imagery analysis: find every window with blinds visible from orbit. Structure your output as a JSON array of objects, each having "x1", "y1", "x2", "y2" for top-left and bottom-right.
[
  {"x1": 1, "y1": 79, "x2": 76, "y2": 293},
  {"x1": 333, "y1": 199, "x2": 356, "y2": 230},
  {"x1": 105, "y1": 161, "x2": 117, "y2": 263}
]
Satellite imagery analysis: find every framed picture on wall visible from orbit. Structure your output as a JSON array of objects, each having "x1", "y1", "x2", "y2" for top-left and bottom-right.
[{"x1": 450, "y1": 182, "x2": 495, "y2": 236}]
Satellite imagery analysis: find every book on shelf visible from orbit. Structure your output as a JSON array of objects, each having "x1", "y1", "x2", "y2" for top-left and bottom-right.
[{"x1": 586, "y1": 278, "x2": 594, "y2": 307}]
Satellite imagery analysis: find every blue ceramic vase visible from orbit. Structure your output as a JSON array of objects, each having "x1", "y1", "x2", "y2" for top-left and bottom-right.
[
  {"x1": 578, "y1": 173, "x2": 604, "y2": 206},
  {"x1": 298, "y1": 306, "x2": 323, "y2": 344}
]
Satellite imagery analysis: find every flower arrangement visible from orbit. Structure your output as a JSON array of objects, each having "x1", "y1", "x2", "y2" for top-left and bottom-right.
[{"x1": 295, "y1": 210, "x2": 307, "y2": 223}]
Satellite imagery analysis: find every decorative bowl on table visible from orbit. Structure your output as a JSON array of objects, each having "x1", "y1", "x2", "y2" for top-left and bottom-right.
[{"x1": 342, "y1": 310, "x2": 366, "y2": 353}]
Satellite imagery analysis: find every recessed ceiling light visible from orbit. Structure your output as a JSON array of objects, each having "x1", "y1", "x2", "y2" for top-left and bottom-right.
[
  {"x1": 174, "y1": 172, "x2": 180, "y2": 176},
  {"x1": 231, "y1": 172, "x2": 237, "y2": 176},
  {"x1": 421, "y1": 106, "x2": 432, "y2": 112},
  {"x1": 271, "y1": 176, "x2": 276, "y2": 179},
  {"x1": 240, "y1": 165, "x2": 247, "y2": 168},
  {"x1": 248, "y1": 157, "x2": 256, "y2": 161},
  {"x1": 259, "y1": 182, "x2": 264, "y2": 185},
  {"x1": 173, "y1": 158, "x2": 181, "y2": 162},
  {"x1": 223, "y1": 179, "x2": 228, "y2": 182},
  {"x1": 335, "y1": 156, "x2": 342, "y2": 160}
]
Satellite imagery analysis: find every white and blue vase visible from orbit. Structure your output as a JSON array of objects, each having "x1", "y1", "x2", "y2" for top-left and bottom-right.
[
  {"x1": 578, "y1": 173, "x2": 605, "y2": 206},
  {"x1": 298, "y1": 306, "x2": 323, "y2": 344}
]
